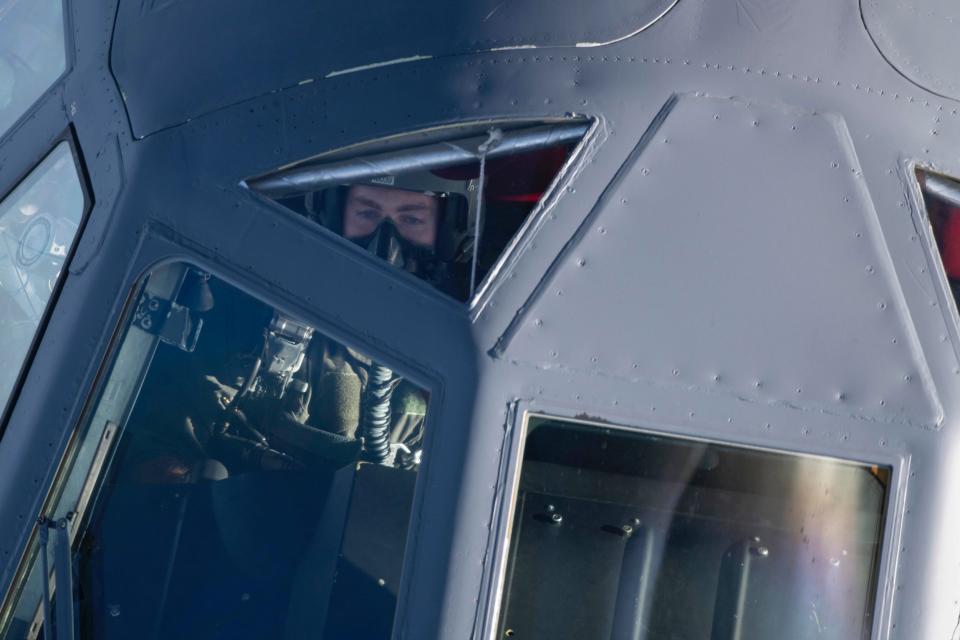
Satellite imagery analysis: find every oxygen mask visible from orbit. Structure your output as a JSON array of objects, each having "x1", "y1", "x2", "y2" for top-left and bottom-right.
[{"x1": 350, "y1": 219, "x2": 438, "y2": 280}]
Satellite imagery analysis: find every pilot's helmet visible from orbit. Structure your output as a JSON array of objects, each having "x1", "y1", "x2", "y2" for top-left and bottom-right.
[{"x1": 314, "y1": 171, "x2": 478, "y2": 296}]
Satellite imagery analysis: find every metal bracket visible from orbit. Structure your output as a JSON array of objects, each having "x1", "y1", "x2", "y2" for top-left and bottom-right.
[
  {"x1": 35, "y1": 514, "x2": 77, "y2": 640},
  {"x1": 132, "y1": 292, "x2": 203, "y2": 352}
]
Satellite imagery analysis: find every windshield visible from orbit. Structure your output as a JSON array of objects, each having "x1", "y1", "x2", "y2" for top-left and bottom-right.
[
  {"x1": 0, "y1": 0, "x2": 67, "y2": 140},
  {"x1": 496, "y1": 416, "x2": 889, "y2": 639}
]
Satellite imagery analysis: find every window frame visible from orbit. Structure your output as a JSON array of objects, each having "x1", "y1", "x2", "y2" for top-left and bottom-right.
[
  {"x1": 467, "y1": 117, "x2": 602, "y2": 318},
  {"x1": 0, "y1": 127, "x2": 94, "y2": 440},
  {"x1": 480, "y1": 407, "x2": 907, "y2": 640},
  {"x1": 0, "y1": 254, "x2": 446, "y2": 639},
  {"x1": 244, "y1": 117, "x2": 598, "y2": 315},
  {"x1": 0, "y1": 0, "x2": 76, "y2": 148},
  {"x1": 908, "y1": 161, "x2": 960, "y2": 370}
]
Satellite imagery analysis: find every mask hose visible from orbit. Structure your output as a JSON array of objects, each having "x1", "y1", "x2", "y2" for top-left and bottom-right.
[{"x1": 361, "y1": 363, "x2": 395, "y2": 464}]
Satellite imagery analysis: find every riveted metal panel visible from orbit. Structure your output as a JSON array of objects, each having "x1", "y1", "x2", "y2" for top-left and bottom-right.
[
  {"x1": 862, "y1": 0, "x2": 960, "y2": 102},
  {"x1": 111, "y1": 0, "x2": 678, "y2": 137},
  {"x1": 498, "y1": 94, "x2": 941, "y2": 428}
]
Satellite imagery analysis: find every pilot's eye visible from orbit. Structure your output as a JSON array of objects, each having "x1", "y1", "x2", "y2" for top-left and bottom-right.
[
  {"x1": 398, "y1": 214, "x2": 425, "y2": 226},
  {"x1": 356, "y1": 209, "x2": 381, "y2": 221}
]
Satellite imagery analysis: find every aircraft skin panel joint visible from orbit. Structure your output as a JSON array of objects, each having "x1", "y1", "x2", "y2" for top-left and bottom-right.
[{"x1": 498, "y1": 93, "x2": 942, "y2": 429}]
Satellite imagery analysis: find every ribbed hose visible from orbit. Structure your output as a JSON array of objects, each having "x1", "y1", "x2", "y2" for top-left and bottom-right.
[{"x1": 361, "y1": 363, "x2": 395, "y2": 464}]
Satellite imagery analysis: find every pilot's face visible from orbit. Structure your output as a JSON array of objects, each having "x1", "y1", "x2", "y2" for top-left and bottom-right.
[{"x1": 342, "y1": 184, "x2": 439, "y2": 248}]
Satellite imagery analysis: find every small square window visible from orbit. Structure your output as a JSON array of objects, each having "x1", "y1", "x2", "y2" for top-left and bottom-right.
[
  {"x1": 496, "y1": 415, "x2": 889, "y2": 639},
  {"x1": 249, "y1": 120, "x2": 589, "y2": 302}
]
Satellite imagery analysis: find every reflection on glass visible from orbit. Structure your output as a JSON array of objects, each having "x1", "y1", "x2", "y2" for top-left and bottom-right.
[
  {"x1": 0, "y1": 141, "x2": 83, "y2": 415},
  {"x1": 496, "y1": 416, "x2": 889, "y2": 640},
  {"x1": 1, "y1": 264, "x2": 430, "y2": 640},
  {"x1": 0, "y1": 0, "x2": 67, "y2": 139}
]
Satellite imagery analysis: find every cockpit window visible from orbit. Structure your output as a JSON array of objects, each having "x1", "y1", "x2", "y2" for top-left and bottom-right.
[
  {"x1": 248, "y1": 120, "x2": 588, "y2": 302},
  {"x1": 0, "y1": 264, "x2": 430, "y2": 639},
  {"x1": 0, "y1": 141, "x2": 84, "y2": 420},
  {"x1": 0, "y1": 0, "x2": 67, "y2": 140},
  {"x1": 916, "y1": 169, "x2": 960, "y2": 308},
  {"x1": 495, "y1": 415, "x2": 889, "y2": 640}
]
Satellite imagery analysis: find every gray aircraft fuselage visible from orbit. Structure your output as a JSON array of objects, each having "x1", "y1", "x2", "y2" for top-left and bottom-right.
[{"x1": 1, "y1": 0, "x2": 960, "y2": 638}]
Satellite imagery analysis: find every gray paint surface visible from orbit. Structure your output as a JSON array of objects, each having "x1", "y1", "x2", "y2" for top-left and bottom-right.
[
  {"x1": 862, "y1": 0, "x2": 960, "y2": 101},
  {"x1": 499, "y1": 93, "x2": 941, "y2": 428},
  {"x1": 111, "y1": 0, "x2": 678, "y2": 137},
  {"x1": 0, "y1": 0, "x2": 959, "y2": 638}
]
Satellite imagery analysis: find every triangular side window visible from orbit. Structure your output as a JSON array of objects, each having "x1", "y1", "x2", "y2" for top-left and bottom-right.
[
  {"x1": 916, "y1": 168, "x2": 960, "y2": 305},
  {"x1": 247, "y1": 120, "x2": 590, "y2": 302}
]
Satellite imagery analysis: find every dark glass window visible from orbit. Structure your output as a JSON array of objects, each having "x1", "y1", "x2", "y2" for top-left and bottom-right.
[
  {"x1": 916, "y1": 169, "x2": 960, "y2": 306},
  {"x1": 496, "y1": 415, "x2": 889, "y2": 640},
  {"x1": 1, "y1": 264, "x2": 430, "y2": 640},
  {"x1": 249, "y1": 120, "x2": 589, "y2": 302}
]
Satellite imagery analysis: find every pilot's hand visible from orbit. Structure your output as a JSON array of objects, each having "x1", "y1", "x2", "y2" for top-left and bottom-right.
[
  {"x1": 182, "y1": 375, "x2": 242, "y2": 446},
  {"x1": 206, "y1": 375, "x2": 239, "y2": 411}
]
